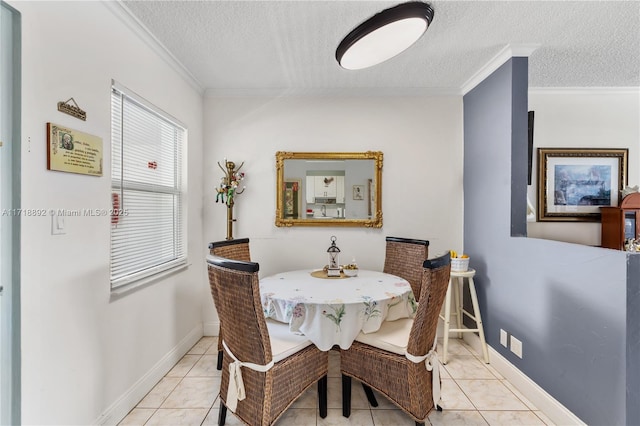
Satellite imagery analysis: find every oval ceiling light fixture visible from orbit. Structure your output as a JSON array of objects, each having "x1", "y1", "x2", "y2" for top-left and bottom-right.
[{"x1": 336, "y1": 2, "x2": 434, "y2": 70}]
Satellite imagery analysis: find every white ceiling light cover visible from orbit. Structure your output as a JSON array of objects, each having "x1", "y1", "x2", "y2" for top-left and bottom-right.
[{"x1": 336, "y1": 2, "x2": 435, "y2": 70}]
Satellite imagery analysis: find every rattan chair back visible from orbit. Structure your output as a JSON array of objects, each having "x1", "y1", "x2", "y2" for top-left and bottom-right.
[
  {"x1": 209, "y1": 238, "x2": 251, "y2": 262},
  {"x1": 208, "y1": 238, "x2": 252, "y2": 370},
  {"x1": 207, "y1": 255, "x2": 271, "y2": 366},
  {"x1": 383, "y1": 237, "x2": 429, "y2": 301},
  {"x1": 406, "y1": 253, "x2": 452, "y2": 359}
]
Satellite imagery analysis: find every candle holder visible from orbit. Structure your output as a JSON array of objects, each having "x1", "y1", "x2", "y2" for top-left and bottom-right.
[
  {"x1": 326, "y1": 236, "x2": 341, "y2": 277},
  {"x1": 216, "y1": 159, "x2": 246, "y2": 240}
]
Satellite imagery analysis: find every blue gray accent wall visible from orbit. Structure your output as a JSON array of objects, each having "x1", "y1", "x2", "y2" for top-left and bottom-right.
[
  {"x1": 628, "y1": 253, "x2": 640, "y2": 424},
  {"x1": 509, "y1": 58, "x2": 528, "y2": 238},
  {"x1": 463, "y1": 57, "x2": 635, "y2": 425}
]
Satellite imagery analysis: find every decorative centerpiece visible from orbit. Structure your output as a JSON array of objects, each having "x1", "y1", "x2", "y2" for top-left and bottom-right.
[
  {"x1": 343, "y1": 258, "x2": 359, "y2": 277},
  {"x1": 326, "y1": 236, "x2": 341, "y2": 277}
]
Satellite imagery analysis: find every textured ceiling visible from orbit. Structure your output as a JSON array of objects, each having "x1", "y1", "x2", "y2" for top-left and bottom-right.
[{"x1": 121, "y1": 0, "x2": 640, "y2": 95}]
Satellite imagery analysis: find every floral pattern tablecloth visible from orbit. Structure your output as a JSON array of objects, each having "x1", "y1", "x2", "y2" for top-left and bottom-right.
[{"x1": 260, "y1": 269, "x2": 417, "y2": 351}]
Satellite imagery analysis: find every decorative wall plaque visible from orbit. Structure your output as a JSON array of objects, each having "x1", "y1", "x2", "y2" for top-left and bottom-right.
[
  {"x1": 46, "y1": 122, "x2": 103, "y2": 176},
  {"x1": 57, "y1": 97, "x2": 86, "y2": 121}
]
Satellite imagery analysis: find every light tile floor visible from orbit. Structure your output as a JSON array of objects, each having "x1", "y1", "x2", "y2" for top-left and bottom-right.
[{"x1": 119, "y1": 337, "x2": 555, "y2": 426}]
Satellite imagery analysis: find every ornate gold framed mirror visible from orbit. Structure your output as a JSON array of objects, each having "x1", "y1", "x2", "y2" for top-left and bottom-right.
[{"x1": 275, "y1": 151, "x2": 383, "y2": 228}]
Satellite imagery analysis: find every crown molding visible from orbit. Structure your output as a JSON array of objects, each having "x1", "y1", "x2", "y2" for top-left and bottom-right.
[
  {"x1": 204, "y1": 86, "x2": 461, "y2": 98},
  {"x1": 103, "y1": 1, "x2": 204, "y2": 95},
  {"x1": 460, "y1": 43, "x2": 541, "y2": 95},
  {"x1": 529, "y1": 87, "x2": 640, "y2": 95},
  {"x1": 203, "y1": 84, "x2": 639, "y2": 99}
]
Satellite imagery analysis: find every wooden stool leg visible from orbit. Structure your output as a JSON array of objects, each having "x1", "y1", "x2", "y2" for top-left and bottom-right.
[
  {"x1": 442, "y1": 279, "x2": 453, "y2": 364},
  {"x1": 453, "y1": 276, "x2": 463, "y2": 339},
  {"x1": 468, "y1": 277, "x2": 489, "y2": 363}
]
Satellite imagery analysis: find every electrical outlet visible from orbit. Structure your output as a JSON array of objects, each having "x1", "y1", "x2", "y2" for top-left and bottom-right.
[
  {"x1": 500, "y1": 329, "x2": 508, "y2": 347},
  {"x1": 510, "y1": 336, "x2": 523, "y2": 358}
]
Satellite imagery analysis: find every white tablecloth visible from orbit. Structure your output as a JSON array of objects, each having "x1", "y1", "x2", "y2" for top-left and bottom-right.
[{"x1": 260, "y1": 269, "x2": 417, "y2": 351}]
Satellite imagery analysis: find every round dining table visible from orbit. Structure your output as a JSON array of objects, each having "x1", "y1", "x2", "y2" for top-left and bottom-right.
[{"x1": 259, "y1": 269, "x2": 417, "y2": 351}]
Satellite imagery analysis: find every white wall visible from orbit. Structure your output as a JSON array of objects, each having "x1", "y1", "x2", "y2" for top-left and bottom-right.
[
  {"x1": 11, "y1": 2, "x2": 204, "y2": 424},
  {"x1": 527, "y1": 90, "x2": 640, "y2": 245},
  {"x1": 202, "y1": 95, "x2": 464, "y2": 331}
]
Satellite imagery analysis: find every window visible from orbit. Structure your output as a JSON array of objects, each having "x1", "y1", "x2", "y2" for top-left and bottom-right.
[{"x1": 110, "y1": 81, "x2": 186, "y2": 290}]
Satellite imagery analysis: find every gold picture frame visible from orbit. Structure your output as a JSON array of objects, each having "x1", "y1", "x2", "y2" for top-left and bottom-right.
[
  {"x1": 537, "y1": 148, "x2": 628, "y2": 222},
  {"x1": 275, "y1": 151, "x2": 383, "y2": 228}
]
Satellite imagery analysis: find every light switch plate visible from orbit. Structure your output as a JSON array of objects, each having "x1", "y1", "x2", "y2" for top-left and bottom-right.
[
  {"x1": 500, "y1": 329, "x2": 508, "y2": 347},
  {"x1": 51, "y1": 213, "x2": 66, "y2": 235}
]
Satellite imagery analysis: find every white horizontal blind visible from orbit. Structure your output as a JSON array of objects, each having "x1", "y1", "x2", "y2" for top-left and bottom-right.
[{"x1": 110, "y1": 83, "x2": 186, "y2": 290}]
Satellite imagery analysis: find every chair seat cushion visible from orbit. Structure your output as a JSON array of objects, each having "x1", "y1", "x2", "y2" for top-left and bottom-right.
[
  {"x1": 266, "y1": 319, "x2": 313, "y2": 362},
  {"x1": 354, "y1": 318, "x2": 413, "y2": 355}
]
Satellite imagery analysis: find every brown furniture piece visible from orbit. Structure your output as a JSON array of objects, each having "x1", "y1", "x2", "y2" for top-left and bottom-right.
[
  {"x1": 383, "y1": 237, "x2": 430, "y2": 301},
  {"x1": 600, "y1": 193, "x2": 640, "y2": 250},
  {"x1": 341, "y1": 252, "x2": 451, "y2": 426},
  {"x1": 208, "y1": 238, "x2": 252, "y2": 370},
  {"x1": 207, "y1": 254, "x2": 328, "y2": 425}
]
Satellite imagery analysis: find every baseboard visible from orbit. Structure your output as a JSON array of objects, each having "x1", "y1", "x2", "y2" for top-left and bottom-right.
[
  {"x1": 94, "y1": 324, "x2": 203, "y2": 425},
  {"x1": 461, "y1": 333, "x2": 586, "y2": 426},
  {"x1": 203, "y1": 320, "x2": 220, "y2": 337}
]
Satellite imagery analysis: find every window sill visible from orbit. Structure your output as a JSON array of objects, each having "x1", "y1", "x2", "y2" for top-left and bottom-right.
[{"x1": 110, "y1": 262, "x2": 190, "y2": 300}]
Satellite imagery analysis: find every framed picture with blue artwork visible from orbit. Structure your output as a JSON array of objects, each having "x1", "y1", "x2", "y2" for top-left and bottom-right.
[{"x1": 537, "y1": 148, "x2": 628, "y2": 222}]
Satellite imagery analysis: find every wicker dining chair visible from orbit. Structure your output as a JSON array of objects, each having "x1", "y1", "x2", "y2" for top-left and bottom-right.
[
  {"x1": 207, "y1": 254, "x2": 328, "y2": 426},
  {"x1": 383, "y1": 237, "x2": 430, "y2": 302},
  {"x1": 341, "y1": 252, "x2": 451, "y2": 426},
  {"x1": 209, "y1": 238, "x2": 252, "y2": 370},
  {"x1": 352, "y1": 237, "x2": 430, "y2": 408}
]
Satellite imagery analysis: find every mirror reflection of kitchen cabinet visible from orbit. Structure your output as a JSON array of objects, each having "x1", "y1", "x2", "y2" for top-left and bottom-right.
[
  {"x1": 305, "y1": 175, "x2": 344, "y2": 203},
  {"x1": 600, "y1": 193, "x2": 640, "y2": 250},
  {"x1": 314, "y1": 176, "x2": 337, "y2": 198}
]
